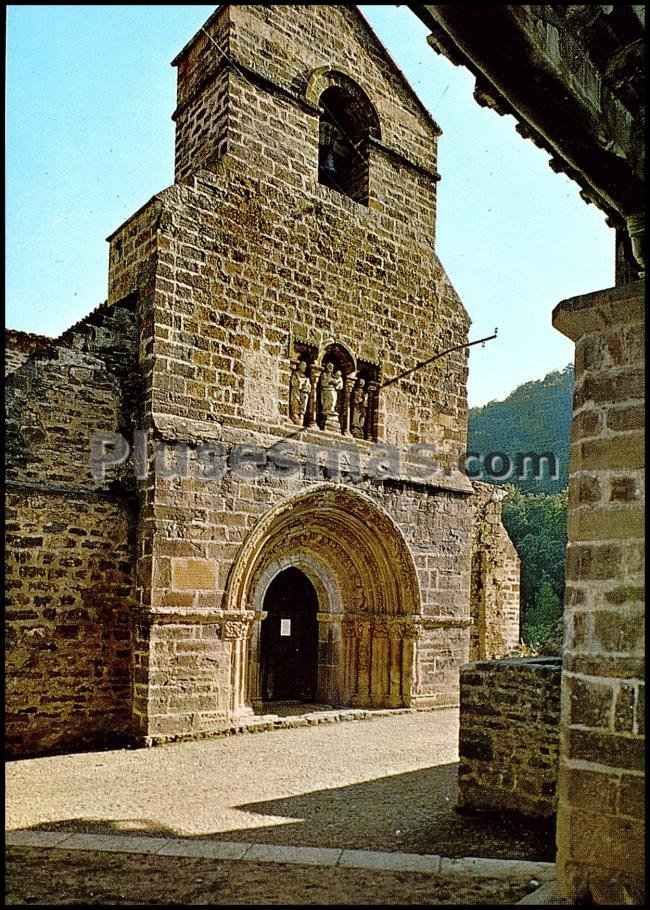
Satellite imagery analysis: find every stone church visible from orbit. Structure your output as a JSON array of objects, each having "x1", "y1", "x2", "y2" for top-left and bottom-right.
[{"x1": 6, "y1": 4, "x2": 520, "y2": 757}]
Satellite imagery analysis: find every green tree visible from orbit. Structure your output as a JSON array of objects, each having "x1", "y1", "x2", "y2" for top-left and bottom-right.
[
  {"x1": 501, "y1": 487, "x2": 567, "y2": 650},
  {"x1": 525, "y1": 581, "x2": 563, "y2": 649},
  {"x1": 468, "y1": 364, "x2": 573, "y2": 494}
]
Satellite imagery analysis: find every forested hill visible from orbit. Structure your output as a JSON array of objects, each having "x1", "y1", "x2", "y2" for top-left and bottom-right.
[{"x1": 468, "y1": 364, "x2": 574, "y2": 493}]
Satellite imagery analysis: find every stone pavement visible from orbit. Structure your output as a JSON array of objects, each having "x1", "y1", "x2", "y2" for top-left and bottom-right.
[
  {"x1": 5, "y1": 828, "x2": 554, "y2": 880},
  {"x1": 6, "y1": 711, "x2": 561, "y2": 904}
]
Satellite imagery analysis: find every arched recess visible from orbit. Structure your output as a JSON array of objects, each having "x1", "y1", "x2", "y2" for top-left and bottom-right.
[
  {"x1": 223, "y1": 484, "x2": 422, "y2": 714},
  {"x1": 306, "y1": 67, "x2": 381, "y2": 204}
]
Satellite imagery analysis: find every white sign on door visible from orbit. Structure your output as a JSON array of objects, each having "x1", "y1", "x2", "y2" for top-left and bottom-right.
[{"x1": 280, "y1": 619, "x2": 291, "y2": 637}]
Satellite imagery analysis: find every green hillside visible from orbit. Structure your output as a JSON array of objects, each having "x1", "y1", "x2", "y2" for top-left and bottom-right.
[{"x1": 468, "y1": 364, "x2": 574, "y2": 493}]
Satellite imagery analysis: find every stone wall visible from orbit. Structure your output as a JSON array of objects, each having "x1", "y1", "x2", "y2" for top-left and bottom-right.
[
  {"x1": 468, "y1": 482, "x2": 520, "y2": 660},
  {"x1": 5, "y1": 301, "x2": 139, "y2": 758},
  {"x1": 458, "y1": 656, "x2": 561, "y2": 819},
  {"x1": 553, "y1": 280, "x2": 645, "y2": 904},
  {"x1": 5, "y1": 329, "x2": 52, "y2": 376},
  {"x1": 5, "y1": 490, "x2": 136, "y2": 758},
  {"x1": 100, "y1": 4, "x2": 481, "y2": 744}
]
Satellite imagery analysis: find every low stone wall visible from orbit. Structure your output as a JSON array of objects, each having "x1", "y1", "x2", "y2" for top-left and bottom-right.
[{"x1": 458, "y1": 657, "x2": 561, "y2": 819}]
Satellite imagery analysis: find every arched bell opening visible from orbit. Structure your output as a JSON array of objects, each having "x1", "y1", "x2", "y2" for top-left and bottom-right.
[{"x1": 311, "y1": 70, "x2": 380, "y2": 206}]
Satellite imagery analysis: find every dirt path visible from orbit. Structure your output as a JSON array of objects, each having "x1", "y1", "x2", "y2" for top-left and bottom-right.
[{"x1": 6, "y1": 847, "x2": 534, "y2": 905}]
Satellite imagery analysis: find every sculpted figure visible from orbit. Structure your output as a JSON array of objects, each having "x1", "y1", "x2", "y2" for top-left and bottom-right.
[
  {"x1": 289, "y1": 360, "x2": 311, "y2": 424},
  {"x1": 320, "y1": 362, "x2": 344, "y2": 419},
  {"x1": 350, "y1": 378, "x2": 368, "y2": 438}
]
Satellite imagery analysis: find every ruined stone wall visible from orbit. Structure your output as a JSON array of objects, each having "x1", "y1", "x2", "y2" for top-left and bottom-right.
[
  {"x1": 458, "y1": 657, "x2": 561, "y2": 819},
  {"x1": 5, "y1": 490, "x2": 135, "y2": 758},
  {"x1": 468, "y1": 482, "x2": 520, "y2": 660},
  {"x1": 553, "y1": 280, "x2": 645, "y2": 904},
  {"x1": 5, "y1": 330, "x2": 52, "y2": 376},
  {"x1": 5, "y1": 303, "x2": 140, "y2": 757}
]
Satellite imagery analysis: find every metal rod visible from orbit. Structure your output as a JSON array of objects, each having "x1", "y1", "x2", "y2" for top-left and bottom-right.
[{"x1": 380, "y1": 331, "x2": 498, "y2": 389}]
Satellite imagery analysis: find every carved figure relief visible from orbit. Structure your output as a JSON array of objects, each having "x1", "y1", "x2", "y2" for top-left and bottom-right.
[
  {"x1": 286, "y1": 341, "x2": 380, "y2": 440},
  {"x1": 320, "y1": 362, "x2": 344, "y2": 419},
  {"x1": 289, "y1": 360, "x2": 311, "y2": 425},
  {"x1": 350, "y1": 378, "x2": 368, "y2": 438}
]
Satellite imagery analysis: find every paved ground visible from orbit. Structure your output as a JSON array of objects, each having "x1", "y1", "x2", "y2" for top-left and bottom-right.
[
  {"x1": 6, "y1": 711, "x2": 556, "y2": 905},
  {"x1": 6, "y1": 710, "x2": 552, "y2": 859}
]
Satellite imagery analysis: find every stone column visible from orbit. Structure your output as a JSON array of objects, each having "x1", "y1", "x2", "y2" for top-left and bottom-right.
[
  {"x1": 316, "y1": 613, "x2": 341, "y2": 704},
  {"x1": 342, "y1": 618, "x2": 357, "y2": 704},
  {"x1": 245, "y1": 610, "x2": 267, "y2": 710},
  {"x1": 307, "y1": 364, "x2": 322, "y2": 429},
  {"x1": 369, "y1": 620, "x2": 389, "y2": 706},
  {"x1": 399, "y1": 621, "x2": 420, "y2": 707},
  {"x1": 224, "y1": 615, "x2": 255, "y2": 720},
  {"x1": 352, "y1": 620, "x2": 371, "y2": 707},
  {"x1": 387, "y1": 621, "x2": 404, "y2": 708},
  {"x1": 553, "y1": 279, "x2": 645, "y2": 905}
]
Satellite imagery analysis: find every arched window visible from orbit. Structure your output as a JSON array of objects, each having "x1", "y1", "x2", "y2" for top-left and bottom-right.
[{"x1": 314, "y1": 75, "x2": 380, "y2": 205}]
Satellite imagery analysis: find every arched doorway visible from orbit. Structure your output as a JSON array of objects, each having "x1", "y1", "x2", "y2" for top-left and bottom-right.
[
  {"x1": 260, "y1": 567, "x2": 319, "y2": 702},
  {"x1": 223, "y1": 484, "x2": 423, "y2": 716}
]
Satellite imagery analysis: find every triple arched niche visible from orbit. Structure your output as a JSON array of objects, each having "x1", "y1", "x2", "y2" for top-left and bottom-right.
[
  {"x1": 289, "y1": 340, "x2": 381, "y2": 439},
  {"x1": 222, "y1": 484, "x2": 422, "y2": 714},
  {"x1": 306, "y1": 67, "x2": 381, "y2": 205}
]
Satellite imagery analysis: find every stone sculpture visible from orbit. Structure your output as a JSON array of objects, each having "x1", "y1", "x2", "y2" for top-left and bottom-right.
[
  {"x1": 289, "y1": 360, "x2": 311, "y2": 425},
  {"x1": 350, "y1": 378, "x2": 368, "y2": 438},
  {"x1": 320, "y1": 362, "x2": 344, "y2": 429}
]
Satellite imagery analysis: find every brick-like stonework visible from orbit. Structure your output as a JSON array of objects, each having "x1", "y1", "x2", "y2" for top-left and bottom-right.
[
  {"x1": 5, "y1": 330, "x2": 52, "y2": 376},
  {"x1": 458, "y1": 657, "x2": 561, "y2": 819},
  {"x1": 468, "y1": 482, "x2": 520, "y2": 660},
  {"x1": 5, "y1": 299, "x2": 139, "y2": 757},
  {"x1": 5, "y1": 491, "x2": 135, "y2": 758},
  {"x1": 553, "y1": 280, "x2": 645, "y2": 905}
]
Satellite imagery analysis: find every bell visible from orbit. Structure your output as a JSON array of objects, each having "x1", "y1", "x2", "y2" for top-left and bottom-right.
[{"x1": 322, "y1": 147, "x2": 337, "y2": 178}]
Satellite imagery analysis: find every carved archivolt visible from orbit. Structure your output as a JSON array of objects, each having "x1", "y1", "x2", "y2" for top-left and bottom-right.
[{"x1": 222, "y1": 484, "x2": 422, "y2": 710}]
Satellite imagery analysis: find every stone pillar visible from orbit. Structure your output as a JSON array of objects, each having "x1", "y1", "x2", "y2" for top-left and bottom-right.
[
  {"x1": 369, "y1": 620, "x2": 389, "y2": 705},
  {"x1": 223, "y1": 614, "x2": 255, "y2": 720},
  {"x1": 307, "y1": 364, "x2": 322, "y2": 429},
  {"x1": 316, "y1": 613, "x2": 341, "y2": 704},
  {"x1": 352, "y1": 620, "x2": 372, "y2": 706},
  {"x1": 342, "y1": 618, "x2": 357, "y2": 704},
  {"x1": 387, "y1": 622, "x2": 404, "y2": 708},
  {"x1": 246, "y1": 610, "x2": 267, "y2": 710},
  {"x1": 553, "y1": 280, "x2": 645, "y2": 905},
  {"x1": 399, "y1": 621, "x2": 420, "y2": 707}
]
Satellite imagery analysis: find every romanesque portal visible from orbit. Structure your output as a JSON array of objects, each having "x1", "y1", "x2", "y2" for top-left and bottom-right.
[{"x1": 225, "y1": 486, "x2": 422, "y2": 714}]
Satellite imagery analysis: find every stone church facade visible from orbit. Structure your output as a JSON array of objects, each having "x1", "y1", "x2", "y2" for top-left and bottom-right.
[{"x1": 6, "y1": 5, "x2": 520, "y2": 757}]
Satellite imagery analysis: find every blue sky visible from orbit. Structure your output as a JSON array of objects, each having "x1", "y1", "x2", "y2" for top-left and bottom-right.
[{"x1": 6, "y1": 5, "x2": 614, "y2": 406}]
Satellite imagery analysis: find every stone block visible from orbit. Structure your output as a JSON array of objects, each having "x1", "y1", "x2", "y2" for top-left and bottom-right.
[
  {"x1": 338, "y1": 849, "x2": 441, "y2": 873},
  {"x1": 244, "y1": 844, "x2": 342, "y2": 866},
  {"x1": 157, "y1": 839, "x2": 251, "y2": 859},
  {"x1": 171, "y1": 558, "x2": 217, "y2": 591}
]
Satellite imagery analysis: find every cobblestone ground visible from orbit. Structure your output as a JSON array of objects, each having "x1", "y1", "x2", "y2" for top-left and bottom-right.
[
  {"x1": 6, "y1": 711, "x2": 554, "y2": 904},
  {"x1": 5, "y1": 848, "x2": 533, "y2": 905}
]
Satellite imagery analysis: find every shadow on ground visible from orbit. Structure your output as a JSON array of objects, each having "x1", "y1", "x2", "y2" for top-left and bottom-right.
[{"x1": 15, "y1": 762, "x2": 555, "y2": 861}]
